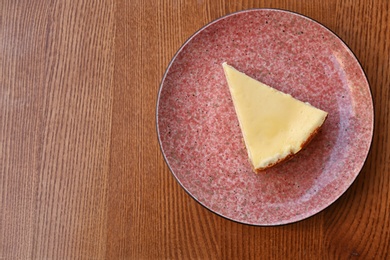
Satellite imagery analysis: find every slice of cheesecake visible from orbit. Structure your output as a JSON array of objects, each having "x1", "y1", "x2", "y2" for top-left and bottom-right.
[{"x1": 222, "y1": 62, "x2": 328, "y2": 172}]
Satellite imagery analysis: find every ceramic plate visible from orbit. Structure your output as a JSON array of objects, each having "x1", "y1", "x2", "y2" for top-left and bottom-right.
[{"x1": 156, "y1": 9, "x2": 373, "y2": 225}]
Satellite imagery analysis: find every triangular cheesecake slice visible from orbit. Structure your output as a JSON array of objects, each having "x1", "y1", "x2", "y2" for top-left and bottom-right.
[{"x1": 222, "y1": 62, "x2": 328, "y2": 172}]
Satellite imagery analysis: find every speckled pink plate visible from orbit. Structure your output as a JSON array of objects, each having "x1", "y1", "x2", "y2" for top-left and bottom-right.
[{"x1": 156, "y1": 9, "x2": 374, "y2": 225}]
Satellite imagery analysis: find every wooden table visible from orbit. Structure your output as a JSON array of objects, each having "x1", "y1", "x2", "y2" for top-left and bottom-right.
[{"x1": 1, "y1": 0, "x2": 389, "y2": 259}]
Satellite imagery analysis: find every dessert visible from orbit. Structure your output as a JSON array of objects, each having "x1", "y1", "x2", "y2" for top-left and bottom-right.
[{"x1": 222, "y1": 62, "x2": 328, "y2": 172}]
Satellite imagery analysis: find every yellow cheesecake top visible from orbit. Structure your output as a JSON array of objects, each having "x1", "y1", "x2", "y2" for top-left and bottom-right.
[{"x1": 222, "y1": 62, "x2": 328, "y2": 171}]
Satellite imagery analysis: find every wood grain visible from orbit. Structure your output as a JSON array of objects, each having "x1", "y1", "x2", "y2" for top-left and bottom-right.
[
  {"x1": 1, "y1": 0, "x2": 389, "y2": 259},
  {"x1": 1, "y1": 0, "x2": 115, "y2": 258}
]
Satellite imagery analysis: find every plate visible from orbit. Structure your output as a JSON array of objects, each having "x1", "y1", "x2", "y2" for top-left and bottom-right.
[{"x1": 156, "y1": 9, "x2": 374, "y2": 225}]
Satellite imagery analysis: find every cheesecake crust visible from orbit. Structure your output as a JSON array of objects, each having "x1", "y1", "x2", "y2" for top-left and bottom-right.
[{"x1": 253, "y1": 114, "x2": 328, "y2": 173}]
